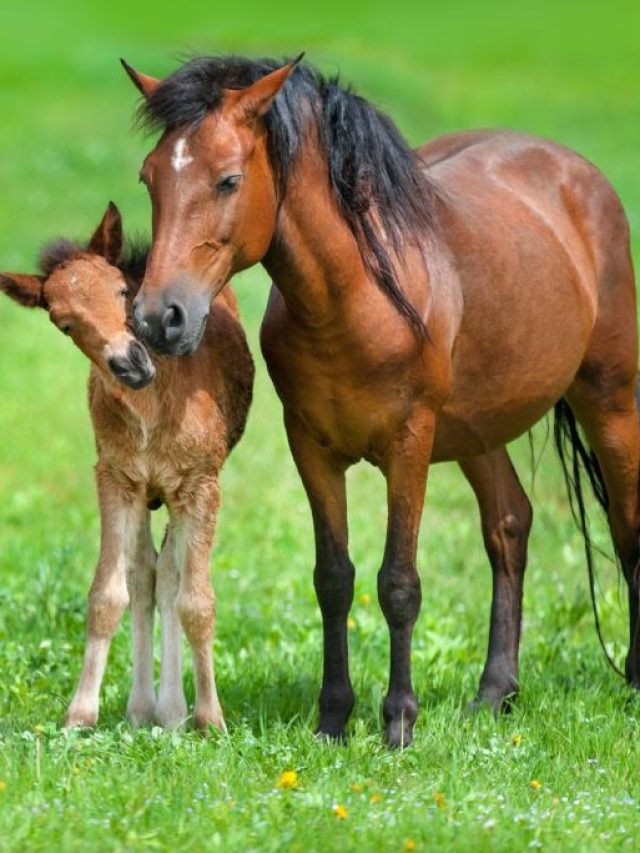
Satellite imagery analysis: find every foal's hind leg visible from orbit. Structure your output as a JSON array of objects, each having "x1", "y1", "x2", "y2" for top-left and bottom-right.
[
  {"x1": 565, "y1": 377, "x2": 640, "y2": 685},
  {"x1": 126, "y1": 512, "x2": 157, "y2": 727},
  {"x1": 459, "y1": 448, "x2": 532, "y2": 712}
]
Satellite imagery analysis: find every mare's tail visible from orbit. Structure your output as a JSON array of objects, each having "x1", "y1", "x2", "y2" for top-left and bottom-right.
[{"x1": 553, "y1": 398, "x2": 624, "y2": 676}]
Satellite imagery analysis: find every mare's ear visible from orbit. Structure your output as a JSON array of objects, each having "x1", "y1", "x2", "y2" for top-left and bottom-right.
[
  {"x1": 88, "y1": 202, "x2": 123, "y2": 265},
  {"x1": 120, "y1": 58, "x2": 161, "y2": 99},
  {"x1": 0, "y1": 273, "x2": 47, "y2": 309},
  {"x1": 225, "y1": 54, "x2": 304, "y2": 124}
]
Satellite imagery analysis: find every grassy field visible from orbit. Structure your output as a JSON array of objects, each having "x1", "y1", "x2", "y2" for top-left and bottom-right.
[{"x1": 1, "y1": 1, "x2": 640, "y2": 849}]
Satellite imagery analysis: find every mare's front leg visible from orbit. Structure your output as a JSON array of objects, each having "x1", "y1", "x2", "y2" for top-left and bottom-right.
[
  {"x1": 378, "y1": 411, "x2": 434, "y2": 748},
  {"x1": 66, "y1": 466, "x2": 143, "y2": 727},
  {"x1": 459, "y1": 448, "x2": 532, "y2": 712},
  {"x1": 173, "y1": 477, "x2": 225, "y2": 732},
  {"x1": 126, "y1": 511, "x2": 157, "y2": 726},
  {"x1": 285, "y1": 413, "x2": 355, "y2": 739}
]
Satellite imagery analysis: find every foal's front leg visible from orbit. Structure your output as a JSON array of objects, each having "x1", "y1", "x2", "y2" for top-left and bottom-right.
[
  {"x1": 378, "y1": 413, "x2": 434, "y2": 748},
  {"x1": 285, "y1": 414, "x2": 355, "y2": 739},
  {"x1": 155, "y1": 526, "x2": 188, "y2": 729},
  {"x1": 66, "y1": 469, "x2": 143, "y2": 727},
  {"x1": 173, "y1": 478, "x2": 225, "y2": 732}
]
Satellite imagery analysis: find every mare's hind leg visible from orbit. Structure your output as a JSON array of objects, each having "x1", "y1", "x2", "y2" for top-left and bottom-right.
[
  {"x1": 459, "y1": 448, "x2": 532, "y2": 712},
  {"x1": 565, "y1": 376, "x2": 640, "y2": 686}
]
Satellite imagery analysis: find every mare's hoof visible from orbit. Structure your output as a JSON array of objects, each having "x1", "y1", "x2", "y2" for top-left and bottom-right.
[
  {"x1": 314, "y1": 724, "x2": 348, "y2": 744},
  {"x1": 468, "y1": 688, "x2": 518, "y2": 717},
  {"x1": 384, "y1": 716, "x2": 414, "y2": 749}
]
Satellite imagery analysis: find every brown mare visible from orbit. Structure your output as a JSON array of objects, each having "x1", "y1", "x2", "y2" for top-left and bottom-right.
[
  {"x1": 0, "y1": 204, "x2": 253, "y2": 730},
  {"x1": 121, "y1": 55, "x2": 639, "y2": 747}
]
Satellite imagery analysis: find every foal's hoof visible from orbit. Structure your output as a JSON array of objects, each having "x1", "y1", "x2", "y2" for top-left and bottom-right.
[
  {"x1": 154, "y1": 695, "x2": 188, "y2": 730},
  {"x1": 193, "y1": 705, "x2": 226, "y2": 734},
  {"x1": 65, "y1": 705, "x2": 98, "y2": 729},
  {"x1": 126, "y1": 694, "x2": 157, "y2": 728}
]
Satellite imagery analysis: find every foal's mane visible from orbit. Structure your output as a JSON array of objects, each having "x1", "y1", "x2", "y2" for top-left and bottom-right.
[
  {"x1": 138, "y1": 55, "x2": 436, "y2": 337},
  {"x1": 39, "y1": 237, "x2": 150, "y2": 284}
]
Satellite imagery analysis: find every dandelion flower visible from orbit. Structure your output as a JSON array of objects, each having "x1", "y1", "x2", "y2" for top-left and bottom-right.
[
  {"x1": 333, "y1": 804, "x2": 348, "y2": 820},
  {"x1": 530, "y1": 779, "x2": 542, "y2": 791},
  {"x1": 404, "y1": 841, "x2": 416, "y2": 852},
  {"x1": 277, "y1": 770, "x2": 299, "y2": 789},
  {"x1": 434, "y1": 792, "x2": 446, "y2": 809},
  {"x1": 350, "y1": 783, "x2": 363, "y2": 793},
  {"x1": 370, "y1": 793, "x2": 382, "y2": 804},
  {"x1": 511, "y1": 734, "x2": 522, "y2": 747},
  {"x1": 360, "y1": 593, "x2": 371, "y2": 606},
  {"x1": 347, "y1": 617, "x2": 357, "y2": 631}
]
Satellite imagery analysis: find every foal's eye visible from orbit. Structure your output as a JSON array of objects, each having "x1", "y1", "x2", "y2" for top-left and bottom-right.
[
  {"x1": 120, "y1": 287, "x2": 129, "y2": 298},
  {"x1": 216, "y1": 174, "x2": 242, "y2": 195},
  {"x1": 60, "y1": 323, "x2": 72, "y2": 336}
]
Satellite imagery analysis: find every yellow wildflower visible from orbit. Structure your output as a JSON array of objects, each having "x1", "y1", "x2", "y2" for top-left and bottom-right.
[
  {"x1": 33, "y1": 724, "x2": 45, "y2": 734},
  {"x1": 277, "y1": 770, "x2": 299, "y2": 789},
  {"x1": 360, "y1": 593, "x2": 371, "y2": 606},
  {"x1": 434, "y1": 792, "x2": 446, "y2": 809},
  {"x1": 333, "y1": 804, "x2": 348, "y2": 820},
  {"x1": 530, "y1": 779, "x2": 542, "y2": 791},
  {"x1": 347, "y1": 617, "x2": 357, "y2": 630},
  {"x1": 511, "y1": 734, "x2": 522, "y2": 747},
  {"x1": 350, "y1": 783, "x2": 363, "y2": 793},
  {"x1": 404, "y1": 841, "x2": 417, "y2": 852},
  {"x1": 370, "y1": 793, "x2": 382, "y2": 804}
]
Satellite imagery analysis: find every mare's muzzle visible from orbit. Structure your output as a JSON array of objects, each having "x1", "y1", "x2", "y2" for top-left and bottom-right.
[
  {"x1": 108, "y1": 339, "x2": 156, "y2": 389},
  {"x1": 133, "y1": 281, "x2": 210, "y2": 356}
]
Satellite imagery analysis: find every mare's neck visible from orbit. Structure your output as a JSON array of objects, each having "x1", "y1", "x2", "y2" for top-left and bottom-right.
[{"x1": 261, "y1": 144, "x2": 369, "y2": 331}]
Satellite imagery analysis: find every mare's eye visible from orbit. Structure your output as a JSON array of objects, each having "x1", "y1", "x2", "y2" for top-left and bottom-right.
[{"x1": 216, "y1": 174, "x2": 242, "y2": 195}]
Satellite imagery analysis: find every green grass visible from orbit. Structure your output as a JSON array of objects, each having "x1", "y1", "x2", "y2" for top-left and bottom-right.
[{"x1": 1, "y1": 0, "x2": 640, "y2": 849}]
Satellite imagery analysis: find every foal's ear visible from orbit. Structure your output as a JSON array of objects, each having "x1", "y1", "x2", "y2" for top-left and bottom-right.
[
  {"x1": 0, "y1": 273, "x2": 47, "y2": 309},
  {"x1": 88, "y1": 202, "x2": 123, "y2": 265},
  {"x1": 226, "y1": 53, "x2": 305, "y2": 124},
  {"x1": 120, "y1": 58, "x2": 161, "y2": 99}
]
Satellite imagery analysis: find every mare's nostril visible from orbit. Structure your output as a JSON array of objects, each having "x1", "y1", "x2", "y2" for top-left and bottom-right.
[{"x1": 162, "y1": 302, "x2": 187, "y2": 343}]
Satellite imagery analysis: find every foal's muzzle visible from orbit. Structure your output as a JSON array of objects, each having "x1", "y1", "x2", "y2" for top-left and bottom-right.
[
  {"x1": 133, "y1": 283, "x2": 210, "y2": 356},
  {"x1": 107, "y1": 339, "x2": 156, "y2": 389}
]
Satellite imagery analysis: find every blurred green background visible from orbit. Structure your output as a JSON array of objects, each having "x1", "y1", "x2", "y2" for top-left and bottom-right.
[{"x1": 1, "y1": 1, "x2": 640, "y2": 849}]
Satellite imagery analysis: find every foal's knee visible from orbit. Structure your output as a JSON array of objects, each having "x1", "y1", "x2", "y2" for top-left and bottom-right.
[
  {"x1": 177, "y1": 588, "x2": 215, "y2": 644},
  {"x1": 88, "y1": 582, "x2": 129, "y2": 637},
  {"x1": 377, "y1": 562, "x2": 421, "y2": 628}
]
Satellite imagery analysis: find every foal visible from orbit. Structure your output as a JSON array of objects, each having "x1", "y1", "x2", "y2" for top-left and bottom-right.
[{"x1": 0, "y1": 203, "x2": 254, "y2": 730}]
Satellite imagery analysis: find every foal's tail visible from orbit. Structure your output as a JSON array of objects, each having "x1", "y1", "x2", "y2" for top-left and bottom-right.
[{"x1": 553, "y1": 399, "x2": 625, "y2": 677}]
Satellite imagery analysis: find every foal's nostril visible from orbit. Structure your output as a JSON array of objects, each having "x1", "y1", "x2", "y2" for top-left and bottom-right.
[{"x1": 162, "y1": 302, "x2": 187, "y2": 343}]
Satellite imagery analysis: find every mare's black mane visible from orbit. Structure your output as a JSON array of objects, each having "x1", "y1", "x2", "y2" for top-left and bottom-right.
[{"x1": 138, "y1": 55, "x2": 435, "y2": 336}]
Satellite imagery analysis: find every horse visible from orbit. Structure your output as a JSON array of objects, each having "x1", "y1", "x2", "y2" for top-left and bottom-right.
[
  {"x1": 0, "y1": 203, "x2": 254, "y2": 731},
  {"x1": 120, "y1": 55, "x2": 639, "y2": 747}
]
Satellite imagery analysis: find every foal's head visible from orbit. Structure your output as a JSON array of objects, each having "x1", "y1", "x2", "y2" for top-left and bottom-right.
[
  {"x1": 0, "y1": 203, "x2": 155, "y2": 389},
  {"x1": 122, "y1": 56, "x2": 302, "y2": 355}
]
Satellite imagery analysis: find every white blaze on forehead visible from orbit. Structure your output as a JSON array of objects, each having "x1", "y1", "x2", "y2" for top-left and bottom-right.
[{"x1": 171, "y1": 137, "x2": 194, "y2": 172}]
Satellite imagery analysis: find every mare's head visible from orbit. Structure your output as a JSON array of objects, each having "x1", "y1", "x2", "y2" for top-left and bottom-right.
[
  {"x1": 123, "y1": 56, "x2": 302, "y2": 355},
  {"x1": 123, "y1": 54, "x2": 434, "y2": 356},
  {"x1": 0, "y1": 203, "x2": 156, "y2": 390}
]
